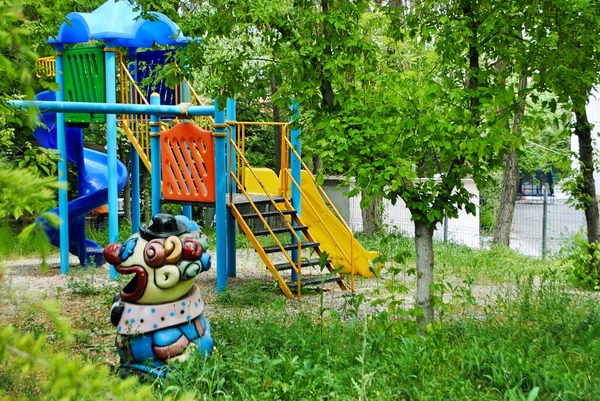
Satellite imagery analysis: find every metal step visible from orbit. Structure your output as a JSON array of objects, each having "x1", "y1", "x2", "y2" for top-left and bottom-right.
[
  {"x1": 241, "y1": 209, "x2": 296, "y2": 220},
  {"x1": 262, "y1": 241, "x2": 320, "y2": 254},
  {"x1": 230, "y1": 193, "x2": 287, "y2": 206},
  {"x1": 288, "y1": 275, "x2": 345, "y2": 288},
  {"x1": 252, "y1": 225, "x2": 309, "y2": 237},
  {"x1": 273, "y1": 258, "x2": 331, "y2": 271}
]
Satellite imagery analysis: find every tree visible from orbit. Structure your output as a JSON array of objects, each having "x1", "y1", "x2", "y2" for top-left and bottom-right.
[
  {"x1": 382, "y1": 0, "x2": 527, "y2": 324},
  {"x1": 492, "y1": 75, "x2": 527, "y2": 246},
  {"x1": 524, "y1": 0, "x2": 600, "y2": 279}
]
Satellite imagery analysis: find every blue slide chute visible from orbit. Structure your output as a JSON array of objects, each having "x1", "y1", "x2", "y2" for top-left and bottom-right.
[{"x1": 34, "y1": 90, "x2": 128, "y2": 265}]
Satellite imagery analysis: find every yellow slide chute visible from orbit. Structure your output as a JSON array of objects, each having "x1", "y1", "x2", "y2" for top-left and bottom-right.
[{"x1": 244, "y1": 168, "x2": 378, "y2": 277}]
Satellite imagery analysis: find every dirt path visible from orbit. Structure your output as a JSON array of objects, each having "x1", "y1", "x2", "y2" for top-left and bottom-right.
[{"x1": 1, "y1": 248, "x2": 512, "y2": 326}]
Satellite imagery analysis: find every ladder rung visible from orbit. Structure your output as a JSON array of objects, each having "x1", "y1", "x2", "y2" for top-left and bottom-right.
[
  {"x1": 252, "y1": 225, "x2": 309, "y2": 237},
  {"x1": 232, "y1": 195, "x2": 286, "y2": 206},
  {"x1": 241, "y1": 210, "x2": 296, "y2": 219},
  {"x1": 262, "y1": 241, "x2": 319, "y2": 254},
  {"x1": 273, "y1": 258, "x2": 331, "y2": 271}
]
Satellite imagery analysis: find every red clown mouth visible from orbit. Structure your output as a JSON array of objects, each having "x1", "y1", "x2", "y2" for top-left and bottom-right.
[{"x1": 115, "y1": 265, "x2": 147, "y2": 302}]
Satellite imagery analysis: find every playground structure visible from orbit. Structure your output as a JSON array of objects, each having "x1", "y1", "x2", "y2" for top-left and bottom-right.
[{"x1": 13, "y1": 0, "x2": 377, "y2": 299}]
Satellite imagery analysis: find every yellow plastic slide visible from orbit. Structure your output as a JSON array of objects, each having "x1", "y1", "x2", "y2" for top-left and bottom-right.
[{"x1": 244, "y1": 167, "x2": 379, "y2": 277}]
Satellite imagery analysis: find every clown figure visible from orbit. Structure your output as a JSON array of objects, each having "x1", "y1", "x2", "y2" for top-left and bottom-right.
[{"x1": 104, "y1": 213, "x2": 213, "y2": 377}]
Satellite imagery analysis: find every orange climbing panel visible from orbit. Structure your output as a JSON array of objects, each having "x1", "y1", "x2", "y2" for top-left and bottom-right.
[{"x1": 161, "y1": 122, "x2": 216, "y2": 203}]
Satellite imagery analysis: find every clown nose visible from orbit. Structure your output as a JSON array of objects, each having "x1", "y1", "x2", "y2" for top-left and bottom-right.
[{"x1": 104, "y1": 243, "x2": 122, "y2": 266}]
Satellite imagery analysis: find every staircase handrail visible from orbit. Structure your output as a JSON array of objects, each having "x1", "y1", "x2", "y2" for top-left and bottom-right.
[
  {"x1": 283, "y1": 136, "x2": 354, "y2": 233},
  {"x1": 281, "y1": 168, "x2": 355, "y2": 289},
  {"x1": 229, "y1": 121, "x2": 291, "y2": 192},
  {"x1": 283, "y1": 136, "x2": 356, "y2": 290},
  {"x1": 35, "y1": 56, "x2": 56, "y2": 78},
  {"x1": 229, "y1": 137, "x2": 304, "y2": 246},
  {"x1": 118, "y1": 54, "x2": 152, "y2": 171},
  {"x1": 229, "y1": 137, "x2": 303, "y2": 297}
]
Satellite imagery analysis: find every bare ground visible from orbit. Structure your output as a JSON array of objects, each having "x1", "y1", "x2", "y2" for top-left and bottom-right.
[{"x1": 0, "y1": 247, "x2": 511, "y2": 323}]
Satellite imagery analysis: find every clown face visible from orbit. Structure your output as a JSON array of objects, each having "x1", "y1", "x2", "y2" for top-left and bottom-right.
[{"x1": 104, "y1": 231, "x2": 209, "y2": 305}]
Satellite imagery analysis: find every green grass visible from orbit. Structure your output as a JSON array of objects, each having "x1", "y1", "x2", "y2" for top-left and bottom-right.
[
  {"x1": 0, "y1": 220, "x2": 136, "y2": 260},
  {"x1": 155, "y1": 275, "x2": 600, "y2": 400},
  {"x1": 357, "y1": 232, "x2": 566, "y2": 283},
  {"x1": 0, "y1": 223, "x2": 52, "y2": 259},
  {"x1": 1, "y1": 224, "x2": 591, "y2": 400},
  {"x1": 215, "y1": 279, "x2": 282, "y2": 307},
  {"x1": 63, "y1": 265, "x2": 125, "y2": 298},
  {"x1": 85, "y1": 220, "x2": 135, "y2": 246}
]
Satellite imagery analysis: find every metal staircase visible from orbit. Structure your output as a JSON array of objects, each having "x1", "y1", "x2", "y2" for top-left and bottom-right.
[
  {"x1": 228, "y1": 142, "x2": 349, "y2": 300},
  {"x1": 229, "y1": 193, "x2": 348, "y2": 300}
]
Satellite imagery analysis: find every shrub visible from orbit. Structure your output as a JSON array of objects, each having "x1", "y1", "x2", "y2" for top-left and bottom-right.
[{"x1": 561, "y1": 231, "x2": 600, "y2": 290}]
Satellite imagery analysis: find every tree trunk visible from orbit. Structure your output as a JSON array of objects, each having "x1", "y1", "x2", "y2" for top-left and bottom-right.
[
  {"x1": 123, "y1": 179, "x2": 131, "y2": 221},
  {"x1": 575, "y1": 108, "x2": 600, "y2": 251},
  {"x1": 463, "y1": 2, "x2": 480, "y2": 114},
  {"x1": 312, "y1": 154, "x2": 322, "y2": 174},
  {"x1": 493, "y1": 149, "x2": 518, "y2": 245},
  {"x1": 414, "y1": 219, "x2": 434, "y2": 327},
  {"x1": 493, "y1": 75, "x2": 528, "y2": 246},
  {"x1": 361, "y1": 192, "x2": 383, "y2": 235},
  {"x1": 319, "y1": 0, "x2": 335, "y2": 113}
]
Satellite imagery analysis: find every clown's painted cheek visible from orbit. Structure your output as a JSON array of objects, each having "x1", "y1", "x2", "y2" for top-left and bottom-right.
[
  {"x1": 120, "y1": 237, "x2": 138, "y2": 261},
  {"x1": 154, "y1": 265, "x2": 181, "y2": 289}
]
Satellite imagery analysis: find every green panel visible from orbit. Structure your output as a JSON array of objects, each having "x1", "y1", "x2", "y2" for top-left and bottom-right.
[{"x1": 63, "y1": 46, "x2": 106, "y2": 124}]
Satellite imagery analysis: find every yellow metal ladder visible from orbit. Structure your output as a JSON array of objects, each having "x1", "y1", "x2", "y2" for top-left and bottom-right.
[{"x1": 228, "y1": 139, "x2": 348, "y2": 300}]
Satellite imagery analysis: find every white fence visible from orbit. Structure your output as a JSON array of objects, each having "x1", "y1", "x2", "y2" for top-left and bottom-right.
[
  {"x1": 322, "y1": 178, "x2": 481, "y2": 248},
  {"x1": 322, "y1": 177, "x2": 590, "y2": 257}
]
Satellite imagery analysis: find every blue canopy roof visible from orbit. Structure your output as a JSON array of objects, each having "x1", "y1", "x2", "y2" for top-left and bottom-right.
[{"x1": 49, "y1": 0, "x2": 194, "y2": 48}]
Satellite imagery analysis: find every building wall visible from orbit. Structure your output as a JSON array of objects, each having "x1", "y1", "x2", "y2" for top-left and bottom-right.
[{"x1": 571, "y1": 88, "x2": 600, "y2": 194}]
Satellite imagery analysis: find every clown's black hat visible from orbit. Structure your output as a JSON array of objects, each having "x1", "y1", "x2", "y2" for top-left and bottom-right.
[{"x1": 140, "y1": 213, "x2": 188, "y2": 240}]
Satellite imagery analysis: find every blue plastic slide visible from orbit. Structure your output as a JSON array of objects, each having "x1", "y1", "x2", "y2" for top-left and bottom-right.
[{"x1": 34, "y1": 91, "x2": 128, "y2": 265}]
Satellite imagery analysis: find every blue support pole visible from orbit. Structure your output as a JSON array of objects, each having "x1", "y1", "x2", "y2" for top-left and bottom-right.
[
  {"x1": 130, "y1": 143, "x2": 140, "y2": 233},
  {"x1": 181, "y1": 76, "x2": 192, "y2": 220},
  {"x1": 105, "y1": 42, "x2": 119, "y2": 279},
  {"x1": 150, "y1": 93, "x2": 162, "y2": 216},
  {"x1": 214, "y1": 98, "x2": 227, "y2": 292},
  {"x1": 226, "y1": 98, "x2": 237, "y2": 277},
  {"x1": 290, "y1": 102, "x2": 301, "y2": 282},
  {"x1": 128, "y1": 49, "x2": 141, "y2": 234},
  {"x1": 55, "y1": 45, "x2": 70, "y2": 275},
  {"x1": 182, "y1": 205, "x2": 192, "y2": 220},
  {"x1": 10, "y1": 100, "x2": 215, "y2": 116}
]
